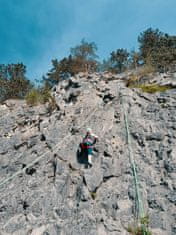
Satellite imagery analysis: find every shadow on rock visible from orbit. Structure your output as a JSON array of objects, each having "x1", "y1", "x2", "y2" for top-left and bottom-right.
[{"x1": 76, "y1": 143, "x2": 88, "y2": 167}]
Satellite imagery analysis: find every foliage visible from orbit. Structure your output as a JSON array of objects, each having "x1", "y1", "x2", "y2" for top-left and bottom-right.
[
  {"x1": 127, "y1": 225, "x2": 152, "y2": 235},
  {"x1": 26, "y1": 86, "x2": 57, "y2": 112},
  {"x1": 70, "y1": 39, "x2": 98, "y2": 61},
  {"x1": 99, "y1": 59, "x2": 114, "y2": 72},
  {"x1": 45, "y1": 56, "x2": 83, "y2": 86},
  {"x1": 128, "y1": 84, "x2": 173, "y2": 93},
  {"x1": 0, "y1": 63, "x2": 32, "y2": 102},
  {"x1": 137, "y1": 64, "x2": 155, "y2": 77},
  {"x1": 127, "y1": 215, "x2": 152, "y2": 235},
  {"x1": 45, "y1": 40, "x2": 98, "y2": 87},
  {"x1": 126, "y1": 64, "x2": 155, "y2": 87},
  {"x1": 90, "y1": 191, "x2": 97, "y2": 200},
  {"x1": 140, "y1": 216, "x2": 150, "y2": 226},
  {"x1": 138, "y1": 28, "x2": 163, "y2": 62},
  {"x1": 138, "y1": 28, "x2": 176, "y2": 71},
  {"x1": 70, "y1": 39, "x2": 98, "y2": 73},
  {"x1": 44, "y1": 27, "x2": 176, "y2": 84},
  {"x1": 100, "y1": 28, "x2": 176, "y2": 73},
  {"x1": 129, "y1": 51, "x2": 142, "y2": 69},
  {"x1": 110, "y1": 48, "x2": 129, "y2": 73},
  {"x1": 44, "y1": 57, "x2": 72, "y2": 87},
  {"x1": 126, "y1": 74, "x2": 139, "y2": 87},
  {"x1": 39, "y1": 86, "x2": 53, "y2": 104},
  {"x1": 25, "y1": 89, "x2": 42, "y2": 106},
  {"x1": 2, "y1": 28, "x2": 176, "y2": 96}
]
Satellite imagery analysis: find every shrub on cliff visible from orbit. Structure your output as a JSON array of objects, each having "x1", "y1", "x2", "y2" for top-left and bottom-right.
[
  {"x1": 44, "y1": 40, "x2": 98, "y2": 87},
  {"x1": 26, "y1": 87, "x2": 58, "y2": 113},
  {"x1": 0, "y1": 63, "x2": 32, "y2": 102},
  {"x1": 25, "y1": 89, "x2": 42, "y2": 106},
  {"x1": 26, "y1": 86, "x2": 51, "y2": 105}
]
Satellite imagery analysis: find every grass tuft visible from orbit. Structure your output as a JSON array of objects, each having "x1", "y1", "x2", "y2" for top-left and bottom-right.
[
  {"x1": 127, "y1": 225, "x2": 152, "y2": 235},
  {"x1": 128, "y1": 84, "x2": 173, "y2": 93},
  {"x1": 126, "y1": 215, "x2": 152, "y2": 235},
  {"x1": 25, "y1": 89, "x2": 42, "y2": 106},
  {"x1": 25, "y1": 87, "x2": 58, "y2": 112},
  {"x1": 90, "y1": 191, "x2": 97, "y2": 200}
]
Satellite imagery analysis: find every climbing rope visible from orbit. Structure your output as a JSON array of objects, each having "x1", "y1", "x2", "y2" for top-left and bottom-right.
[
  {"x1": 120, "y1": 92, "x2": 145, "y2": 220},
  {"x1": 0, "y1": 102, "x2": 103, "y2": 188}
]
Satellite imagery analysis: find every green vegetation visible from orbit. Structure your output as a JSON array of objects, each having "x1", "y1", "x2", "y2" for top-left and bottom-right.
[
  {"x1": 126, "y1": 64, "x2": 156, "y2": 87},
  {"x1": 101, "y1": 48, "x2": 130, "y2": 73},
  {"x1": 137, "y1": 64, "x2": 156, "y2": 78},
  {"x1": 44, "y1": 39, "x2": 98, "y2": 87},
  {"x1": 25, "y1": 89, "x2": 42, "y2": 106},
  {"x1": 25, "y1": 86, "x2": 57, "y2": 111},
  {"x1": 1, "y1": 28, "x2": 176, "y2": 101},
  {"x1": 110, "y1": 48, "x2": 129, "y2": 73},
  {"x1": 127, "y1": 225, "x2": 152, "y2": 235},
  {"x1": 138, "y1": 28, "x2": 176, "y2": 72},
  {"x1": 44, "y1": 28, "x2": 176, "y2": 85},
  {"x1": 128, "y1": 84, "x2": 173, "y2": 93},
  {"x1": 0, "y1": 63, "x2": 32, "y2": 102},
  {"x1": 90, "y1": 191, "x2": 97, "y2": 200},
  {"x1": 129, "y1": 51, "x2": 141, "y2": 69},
  {"x1": 127, "y1": 216, "x2": 152, "y2": 235}
]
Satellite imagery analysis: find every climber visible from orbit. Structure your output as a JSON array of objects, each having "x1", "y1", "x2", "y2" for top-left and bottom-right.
[{"x1": 81, "y1": 128, "x2": 98, "y2": 168}]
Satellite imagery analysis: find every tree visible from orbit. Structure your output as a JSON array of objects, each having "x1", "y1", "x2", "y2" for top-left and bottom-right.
[
  {"x1": 43, "y1": 58, "x2": 69, "y2": 87},
  {"x1": 45, "y1": 40, "x2": 98, "y2": 87},
  {"x1": 110, "y1": 49, "x2": 129, "y2": 73},
  {"x1": 129, "y1": 50, "x2": 141, "y2": 69},
  {"x1": 71, "y1": 39, "x2": 98, "y2": 61},
  {"x1": 70, "y1": 39, "x2": 98, "y2": 73},
  {"x1": 98, "y1": 59, "x2": 114, "y2": 72},
  {"x1": 153, "y1": 35, "x2": 176, "y2": 71},
  {"x1": 138, "y1": 28, "x2": 176, "y2": 71},
  {"x1": 138, "y1": 28, "x2": 163, "y2": 63},
  {"x1": 0, "y1": 63, "x2": 32, "y2": 102},
  {"x1": 45, "y1": 56, "x2": 82, "y2": 87}
]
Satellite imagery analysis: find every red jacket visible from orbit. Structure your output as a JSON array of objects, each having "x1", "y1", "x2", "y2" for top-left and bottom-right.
[{"x1": 81, "y1": 134, "x2": 97, "y2": 149}]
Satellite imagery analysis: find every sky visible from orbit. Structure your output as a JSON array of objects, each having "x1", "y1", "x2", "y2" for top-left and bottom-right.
[{"x1": 0, "y1": 0, "x2": 176, "y2": 81}]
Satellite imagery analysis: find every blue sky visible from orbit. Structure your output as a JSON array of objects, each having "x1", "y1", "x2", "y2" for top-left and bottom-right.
[{"x1": 0, "y1": 0, "x2": 176, "y2": 81}]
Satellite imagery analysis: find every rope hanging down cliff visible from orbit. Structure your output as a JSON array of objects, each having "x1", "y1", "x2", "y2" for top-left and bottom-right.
[{"x1": 120, "y1": 92, "x2": 145, "y2": 219}]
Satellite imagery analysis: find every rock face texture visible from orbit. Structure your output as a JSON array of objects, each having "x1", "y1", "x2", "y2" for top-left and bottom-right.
[{"x1": 0, "y1": 72, "x2": 176, "y2": 235}]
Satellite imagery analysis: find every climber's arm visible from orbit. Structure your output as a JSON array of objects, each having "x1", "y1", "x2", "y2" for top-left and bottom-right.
[{"x1": 92, "y1": 134, "x2": 98, "y2": 145}]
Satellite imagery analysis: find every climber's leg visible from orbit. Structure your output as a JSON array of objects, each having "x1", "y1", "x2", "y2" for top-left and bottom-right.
[
  {"x1": 87, "y1": 148, "x2": 93, "y2": 167},
  {"x1": 88, "y1": 154, "x2": 92, "y2": 166}
]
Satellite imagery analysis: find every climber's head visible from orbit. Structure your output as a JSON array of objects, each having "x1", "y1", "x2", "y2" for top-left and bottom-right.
[{"x1": 86, "y1": 127, "x2": 92, "y2": 134}]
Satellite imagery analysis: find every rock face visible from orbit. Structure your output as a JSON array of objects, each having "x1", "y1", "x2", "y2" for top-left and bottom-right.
[{"x1": 0, "y1": 72, "x2": 176, "y2": 235}]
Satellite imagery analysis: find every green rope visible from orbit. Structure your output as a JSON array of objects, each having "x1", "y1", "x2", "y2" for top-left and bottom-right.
[{"x1": 120, "y1": 93, "x2": 144, "y2": 219}]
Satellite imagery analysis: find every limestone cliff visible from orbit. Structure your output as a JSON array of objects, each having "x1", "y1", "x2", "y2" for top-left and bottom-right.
[{"x1": 0, "y1": 72, "x2": 175, "y2": 235}]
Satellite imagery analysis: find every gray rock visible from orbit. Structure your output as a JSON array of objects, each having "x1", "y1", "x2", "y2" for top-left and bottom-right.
[
  {"x1": 167, "y1": 192, "x2": 176, "y2": 205},
  {"x1": 146, "y1": 132, "x2": 164, "y2": 141},
  {"x1": 84, "y1": 169, "x2": 103, "y2": 192},
  {"x1": 0, "y1": 72, "x2": 176, "y2": 235}
]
